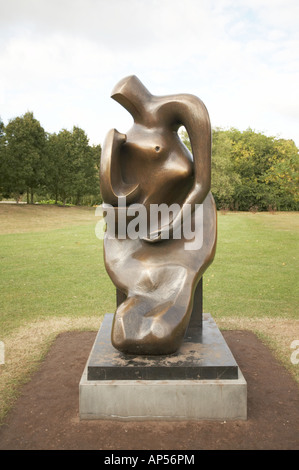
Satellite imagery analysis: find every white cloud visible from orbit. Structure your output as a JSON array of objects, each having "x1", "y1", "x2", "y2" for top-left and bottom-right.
[{"x1": 0, "y1": 0, "x2": 298, "y2": 146}]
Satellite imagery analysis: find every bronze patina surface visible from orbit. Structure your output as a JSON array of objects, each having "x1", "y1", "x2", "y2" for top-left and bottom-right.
[{"x1": 100, "y1": 75, "x2": 217, "y2": 355}]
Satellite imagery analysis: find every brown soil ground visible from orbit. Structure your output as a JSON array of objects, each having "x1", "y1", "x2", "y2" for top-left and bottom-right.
[{"x1": 0, "y1": 330, "x2": 298, "y2": 451}]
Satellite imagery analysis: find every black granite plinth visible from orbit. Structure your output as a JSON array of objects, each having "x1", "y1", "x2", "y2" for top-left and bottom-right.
[{"x1": 87, "y1": 313, "x2": 239, "y2": 381}]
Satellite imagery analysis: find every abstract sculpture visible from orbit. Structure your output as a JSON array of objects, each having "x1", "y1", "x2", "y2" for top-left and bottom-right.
[{"x1": 100, "y1": 75, "x2": 217, "y2": 355}]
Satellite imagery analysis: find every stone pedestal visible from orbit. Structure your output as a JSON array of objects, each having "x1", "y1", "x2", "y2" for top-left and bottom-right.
[{"x1": 79, "y1": 313, "x2": 247, "y2": 421}]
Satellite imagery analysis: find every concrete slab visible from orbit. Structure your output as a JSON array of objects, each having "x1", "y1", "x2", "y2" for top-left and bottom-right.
[{"x1": 79, "y1": 366, "x2": 247, "y2": 421}]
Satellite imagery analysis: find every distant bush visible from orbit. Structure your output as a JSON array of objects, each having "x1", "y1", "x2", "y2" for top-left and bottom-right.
[{"x1": 38, "y1": 199, "x2": 75, "y2": 207}]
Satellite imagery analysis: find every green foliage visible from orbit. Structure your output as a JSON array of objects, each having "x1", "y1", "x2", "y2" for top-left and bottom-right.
[
  {"x1": 0, "y1": 118, "x2": 6, "y2": 198},
  {"x1": 44, "y1": 126, "x2": 100, "y2": 205},
  {"x1": 180, "y1": 126, "x2": 299, "y2": 211},
  {"x1": 1, "y1": 111, "x2": 297, "y2": 210},
  {"x1": 210, "y1": 128, "x2": 241, "y2": 209},
  {"x1": 38, "y1": 199, "x2": 75, "y2": 206},
  {"x1": 0, "y1": 112, "x2": 47, "y2": 203},
  {"x1": 0, "y1": 113, "x2": 102, "y2": 205}
]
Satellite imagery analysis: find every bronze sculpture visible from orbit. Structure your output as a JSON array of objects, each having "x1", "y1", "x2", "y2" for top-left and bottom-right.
[{"x1": 100, "y1": 75, "x2": 217, "y2": 355}]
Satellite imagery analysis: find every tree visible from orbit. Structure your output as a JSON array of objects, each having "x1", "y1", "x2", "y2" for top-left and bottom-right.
[
  {"x1": 4, "y1": 112, "x2": 46, "y2": 203},
  {"x1": 0, "y1": 118, "x2": 6, "y2": 198},
  {"x1": 69, "y1": 126, "x2": 100, "y2": 205},
  {"x1": 230, "y1": 129, "x2": 299, "y2": 210},
  {"x1": 87, "y1": 143, "x2": 102, "y2": 204},
  {"x1": 180, "y1": 127, "x2": 241, "y2": 209},
  {"x1": 44, "y1": 131, "x2": 64, "y2": 204},
  {"x1": 180, "y1": 126, "x2": 299, "y2": 211},
  {"x1": 45, "y1": 127, "x2": 101, "y2": 205},
  {"x1": 263, "y1": 139, "x2": 299, "y2": 210},
  {"x1": 210, "y1": 128, "x2": 241, "y2": 209}
]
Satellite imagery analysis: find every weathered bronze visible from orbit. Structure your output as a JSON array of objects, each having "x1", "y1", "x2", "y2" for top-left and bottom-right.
[{"x1": 100, "y1": 75, "x2": 217, "y2": 355}]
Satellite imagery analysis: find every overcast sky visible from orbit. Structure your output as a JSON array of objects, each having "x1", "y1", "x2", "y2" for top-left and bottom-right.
[{"x1": 1, "y1": 0, "x2": 299, "y2": 147}]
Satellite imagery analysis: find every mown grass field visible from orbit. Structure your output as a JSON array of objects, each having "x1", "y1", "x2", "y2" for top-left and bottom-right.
[
  {"x1": 0, "y1": 204, "x2": 298, "y2": 422},
  {"x1": 0, "y1": 204, "x2": 115, "y2": 336},
  {"x1": 204, "y1": 210, "x2": 298, "y2": 320}
]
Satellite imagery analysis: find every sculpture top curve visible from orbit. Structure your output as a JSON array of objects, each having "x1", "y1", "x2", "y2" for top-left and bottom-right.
[
  {"x1": 100, "y1": 75, "x2": 212, "y2": 242},
  {"x1": 100, "y1": 76, "x2": 217, "y2": 355}
]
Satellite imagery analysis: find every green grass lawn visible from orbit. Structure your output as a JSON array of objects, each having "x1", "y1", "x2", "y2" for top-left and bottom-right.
[
  {"x1": 0, "y1": 205, "x2": 298, "y2": 338},
  {"x1": 0, "y1": 204, "x2": 298, "y2": 423},
  {"x1": 204, "y1": 211, "x2": 298, "y2": 320},
  {"x1": 0, "y1": 205, "x2": 115, "y2": 337}
]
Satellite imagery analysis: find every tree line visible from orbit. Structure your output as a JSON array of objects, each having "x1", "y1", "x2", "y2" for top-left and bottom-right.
[
  {"x1": 182, "y1": 127, "x2": 299, "y2": 211},
  {"x1": 0, "y1": 112, "x2": 102, "y2": 206},
  {"x1": 0, "y1": 112, "x2": 298, "y2": 210}
]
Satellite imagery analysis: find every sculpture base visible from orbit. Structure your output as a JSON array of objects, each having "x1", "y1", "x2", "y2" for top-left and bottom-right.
[
  {"x1": 86, "y1": 313, "x2": 239, "y2": 380},
  {"x1": 79, "y1": 314, "x2": 247, "y2": 421}
]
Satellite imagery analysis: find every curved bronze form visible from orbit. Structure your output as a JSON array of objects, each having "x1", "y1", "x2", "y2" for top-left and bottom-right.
[{"x1": 100, "y1": 75, "x2": 217, "y2": 355}]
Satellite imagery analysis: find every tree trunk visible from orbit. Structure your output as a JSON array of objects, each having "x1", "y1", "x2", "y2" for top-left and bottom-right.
[
  {"x1": 30, "y1": 188, "x2": 34, "y2": 204},
  {"x1": 27, "y1": 188, "x2": 30, "y2": 204}
]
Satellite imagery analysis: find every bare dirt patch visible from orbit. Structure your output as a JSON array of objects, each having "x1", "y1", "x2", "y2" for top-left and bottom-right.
[{"x1": 0, "y1": 329, "x2": 298, "y2": 450}]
